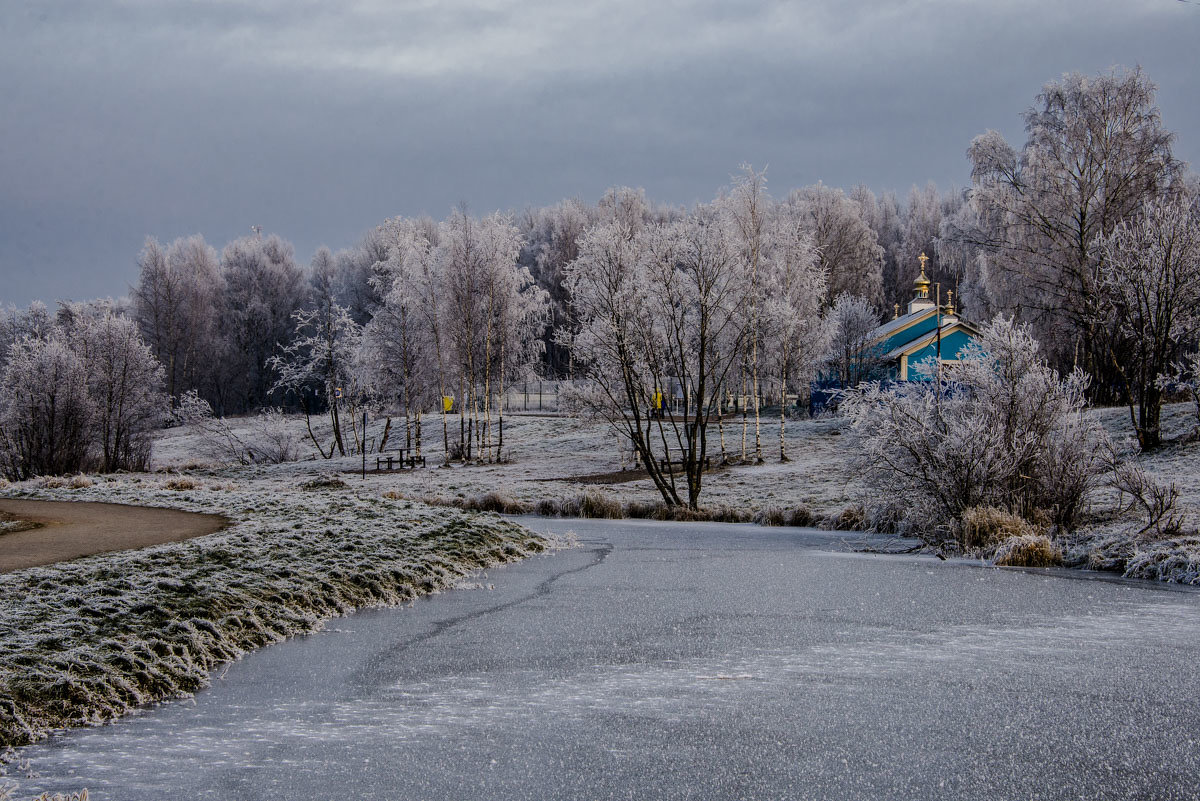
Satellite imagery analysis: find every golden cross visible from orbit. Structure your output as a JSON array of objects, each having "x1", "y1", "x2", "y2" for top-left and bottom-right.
[{"x1": 918, "y1": 252, "x2": 929, "y2": 270}]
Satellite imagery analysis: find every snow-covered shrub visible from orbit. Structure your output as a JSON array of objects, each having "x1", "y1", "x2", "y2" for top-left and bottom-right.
[
  {"x1": 574, "y1": 492, "x2": 624, "y2": 519},
  {"x1": 1105, "y1": 451, "x2": 1183, "y2": 538},
  {"x1": 177, "y1": 392, "x2": 301, "y2": 466},
  {"x1": 300, "y1": 473, "x2": 347, "y2": 490},
  {"x1": 245, "y1": 409, "x2": 301, "y2": 464},
  {"x1": 842, "y1": 318, "x2": 1107, "y2": 541},
  {"x1": 470, "y1": 493, "x2": 531, "y2": 515},
  {"x1": 993, "y1": 534, "x2": 1063, "y2": 568},
  {"x1": 823, "y1": 504, "x2": 867, "y2": 531},
  {"x1": 755, "y1": 507, "x2": 786, "y2": 526},
  {"x1": 755, "y1": 505, "x2": 816, "y2": 527}
]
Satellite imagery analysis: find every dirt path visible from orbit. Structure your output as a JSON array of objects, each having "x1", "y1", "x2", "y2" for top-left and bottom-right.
[{"x1": 0, "y1": 499, "x2": 228, "y2": 573}]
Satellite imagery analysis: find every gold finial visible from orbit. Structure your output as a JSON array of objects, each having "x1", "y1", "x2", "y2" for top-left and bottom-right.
[
  {"x1": 913, "y1": 252, "x2": 931, "y2": 298},
  {"x1": 946, "y1": 290, "x2": 955, "y2": 316},
  {"x1": 893, "y1": 303, "x2": 900, "y2": 320}
]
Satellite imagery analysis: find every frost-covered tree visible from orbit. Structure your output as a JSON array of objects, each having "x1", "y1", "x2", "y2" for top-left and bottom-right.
[
  {"x1": 721, "y1": 164, "x2": 772, "y2": 463},
  {"x1": 269, "y1": 293, "x2": 362, "y2": 458},
  {"x1": 565, "y1": 211, "x2": 750, "y2": 509},
  {"x1": 841, "y1": 317, "x2": 1104, "y2": 539},
  {"x1": 1094, "y1": 197, "x2": 1200, "y2": 449},
  {"x1": 519, "y1": 198, "x2": 593, "y2": 378},
  {"x1": 853, "y1": 185, "x2": 904, "y2": 311},
  {"x1": 761, "y1": 205, "x2": 827, "y2": 460},
  {"x1": 332, "y1": 228, "x2": 388, "y2": 325},
  {"x1": 75, "y1": 313, "x2": 168, "y2": 472},
  {"x1": 786, "y1": 183, "x2": 884, "y2": 306},
  {"x1": 824, "y1": 293, "x2": 884, "y2": 388},
  {"x1": 360, "y1": 217, "x2": 444, "y2": 459},
  {"x1": 0, "y1": 312, "x2": 165, "y2": 478},
  {"x1": 0, "y1": 334, "x2": 92, "y2": 479},
  {"x1": 215, "y1": 234, "x2": 306, "y2": 413},
  {"x1": 963, "y1": 67, "x2": 1184, "y2": 394},
  {"x1": 0, "y1": 302, "x2": 53, "y2": 377},
  {"x1": 131, "y1": 235, "x2": 222, "y2": 402},
  {"x1": 437, "y1": 209, "x2": 545, "y2": 462}
]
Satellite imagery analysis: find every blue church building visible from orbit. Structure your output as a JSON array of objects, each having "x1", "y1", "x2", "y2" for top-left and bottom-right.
[{"x1": 868, "y1": 253, "x2": 981, "y2": 382}]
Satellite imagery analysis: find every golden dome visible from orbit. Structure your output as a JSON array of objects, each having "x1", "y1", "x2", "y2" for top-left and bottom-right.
[{"x1": 914, "y1": 252, "x2": 932, "y2": 288}]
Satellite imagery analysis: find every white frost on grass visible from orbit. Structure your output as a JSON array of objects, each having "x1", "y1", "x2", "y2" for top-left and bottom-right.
[
  {"x1": 178, "y1": 412, "x2": 862, "y2": 521},
  {"x1": 0, "y1": 475, "x2": 547, "y2": 748}
]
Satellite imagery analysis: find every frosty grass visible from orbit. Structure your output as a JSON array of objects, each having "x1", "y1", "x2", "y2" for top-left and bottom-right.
[{"x1": 0, "y1": 475, "x2": 548, "y2": 748}]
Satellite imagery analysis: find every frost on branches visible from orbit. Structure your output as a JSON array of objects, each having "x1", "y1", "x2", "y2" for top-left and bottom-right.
[
  {"x1": 841, "y1": 317, "x2": 1106, "y2": 542},
  {"x1": 0, "y1": 312, "x2": 167, "y2": 480},
  {"x1": 563, "y1": 176, "x2": 827, "y2": 509},
  {"x1": 1094, "y1": 196, "x2": 1200, "y2": 450}
]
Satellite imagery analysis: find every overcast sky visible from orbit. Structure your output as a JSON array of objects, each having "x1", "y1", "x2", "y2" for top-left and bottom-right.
[{"x1": 2, "y1": 0, "x2": 1197, "y2": 306}]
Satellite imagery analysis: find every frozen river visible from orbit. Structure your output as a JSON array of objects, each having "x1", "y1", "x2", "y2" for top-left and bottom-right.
[{"x1": 13, "y1": 517, "x2": 1200, "y2": 800}]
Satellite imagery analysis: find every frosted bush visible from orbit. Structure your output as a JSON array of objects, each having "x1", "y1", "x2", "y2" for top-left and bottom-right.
[{"x1": 842, "y1": 318, "x2": 1106, "y2": 541}]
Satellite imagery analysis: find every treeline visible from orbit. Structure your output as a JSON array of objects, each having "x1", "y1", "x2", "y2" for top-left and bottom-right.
[{"x1": 2, "y1": 65, "x2": 1198, "y2": 483}]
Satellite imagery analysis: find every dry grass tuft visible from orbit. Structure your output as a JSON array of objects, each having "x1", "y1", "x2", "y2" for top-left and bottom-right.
[
  {"x1": 301, "y1": 474, "x2": 348, "y2": 490},
  {"x1": 66, "y1": 475, "x2": 93, "y2": 490},
  {"x1": 754, "y1": 506, "x2": 814, "y2": 527},
  {"x1": 959, "y1": 506, "x2": 1035, "y2": 550},
  {"x1": 993, "y1": 534, "x2": 1063, "y2": 567},
  {"x1": 163, "y1": 477, "x2": 198, "y2": 491},
  {"x1": 1123, "y1": 536, "x2": 1200, "y2": 584},
  {"x1": 825, "y1": 504, "x2": 867, "y2": 531}
]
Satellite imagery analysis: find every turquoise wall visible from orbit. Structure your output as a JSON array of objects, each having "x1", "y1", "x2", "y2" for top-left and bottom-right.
[{"x1": 907, "y1": 329, "x2": 976, "y2": 379}]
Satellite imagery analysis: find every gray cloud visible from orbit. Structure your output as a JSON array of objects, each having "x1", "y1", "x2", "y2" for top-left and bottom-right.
[{"x1": 1, "y1": 0, "x2": 1197, "y2": 305}]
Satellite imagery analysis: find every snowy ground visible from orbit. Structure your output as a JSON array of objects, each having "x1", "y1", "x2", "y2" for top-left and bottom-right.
[
  {"x1": 150, "y1": 402, "x2": 1200, "y2": 524},
  {"x1": 151, "y1": 410, "x2": 864, "y2": 521}
]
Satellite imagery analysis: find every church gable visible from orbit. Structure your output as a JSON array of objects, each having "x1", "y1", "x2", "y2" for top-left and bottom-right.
[{"x1": 863, "y1": 252, "x2": 983, "y2": 384}]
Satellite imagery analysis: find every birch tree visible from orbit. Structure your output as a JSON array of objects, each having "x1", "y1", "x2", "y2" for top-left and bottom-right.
[
  {"x1": 131, "y1": 235, "x2": 222, "y2": 402},
  {"x1": 963, "y1": 67, "x2": 1184, "y2": 394},
  {"x1": 1094, "y1": 197, "x2": 1200, "y2": 449},
  {"x1": 565, "y1": 211, "x2": 750, "y2": 509},
  {"x1": 825, "y1": 293, "x2": 884, "y2": 388},
  {"x1": 763, "y1": 208, "x2": 828, "y2": 460},
  {"x1": 268, "y1": 299, "x2": 362, "y2": 458},
  {"x1": 721, "y1": 164, "x2": 770, "y2": 463}
]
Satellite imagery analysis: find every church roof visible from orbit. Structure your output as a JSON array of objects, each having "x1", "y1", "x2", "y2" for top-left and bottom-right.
[
  {"x1": 867, "y1": 306, "x2": 940, "y2": 348},
  {"x1": 882, "y1": 318, "x2": 981, "y2": 361}
]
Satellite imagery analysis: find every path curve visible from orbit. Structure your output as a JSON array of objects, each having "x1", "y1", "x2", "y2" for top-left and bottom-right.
[{"x1": 0, "y1": 498, "x2": 228, "y2": 573}]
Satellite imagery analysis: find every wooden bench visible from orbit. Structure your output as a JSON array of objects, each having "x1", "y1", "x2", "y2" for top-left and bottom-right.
[{"x1": 375, "y1": 448, "x2": 427, "y2": 471}]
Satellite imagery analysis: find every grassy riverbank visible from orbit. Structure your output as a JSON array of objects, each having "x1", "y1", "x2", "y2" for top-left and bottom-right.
[{"x1": 0, "y1": 476, "x2": 549, "y2": 748}]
